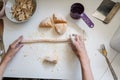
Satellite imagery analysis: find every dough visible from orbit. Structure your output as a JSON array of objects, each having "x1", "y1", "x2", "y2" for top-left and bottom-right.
[
  {"x1": 39, "y1": 17, "x2": 53, "y2": 28},
  {"x1": 54, "y1": 23, "x2": 67, "y2": 35},
  {"x1": 43, "y1": 54, "x2": 58, "y2": 64},
  {"x1": 53, "y1": 14, "x2": 67, "y2": 24},
  {"x1": 39, "y1": 13, "x2": 67, "y2": 35}
]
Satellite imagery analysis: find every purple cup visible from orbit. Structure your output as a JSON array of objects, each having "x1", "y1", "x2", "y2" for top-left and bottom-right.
[{"x1": 70, "y1": 3, "x2": 94, "y2": 28}]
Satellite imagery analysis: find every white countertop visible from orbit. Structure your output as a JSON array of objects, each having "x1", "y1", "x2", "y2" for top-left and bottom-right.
[{"x1": 2, "y1": 0, "x2": 120, "y2": 80}]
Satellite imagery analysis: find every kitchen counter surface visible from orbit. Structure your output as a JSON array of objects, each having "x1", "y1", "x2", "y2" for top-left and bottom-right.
[{"x1": 1, "y1": 0, "x2": 120, "y2": 80}]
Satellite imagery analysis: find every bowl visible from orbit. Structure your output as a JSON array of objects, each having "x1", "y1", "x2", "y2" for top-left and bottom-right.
[{"x1": 5, "y1": 0, "x2": 36, "y2": 23}]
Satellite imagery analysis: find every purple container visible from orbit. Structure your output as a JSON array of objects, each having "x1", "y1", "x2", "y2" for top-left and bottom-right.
[{"x1": 70, "y1": 3, "x2": 94, "y2": 28}]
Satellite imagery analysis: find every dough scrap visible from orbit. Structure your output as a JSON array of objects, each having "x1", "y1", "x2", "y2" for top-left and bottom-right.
[{"x1": 43, "y1": 54, "x2": 58, "y2": 64}]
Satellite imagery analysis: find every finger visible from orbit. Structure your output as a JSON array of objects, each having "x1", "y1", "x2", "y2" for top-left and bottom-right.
[
  {"x1": 78, "y1": 35, "x2": 83, "y2": 42},
  {"x1": 79, "y1": 35, "x2": 85, "y2": 45},
  {"x1": 12, "y1": 36, "x2": 23, "y2": 48},
  {"x1": 70, "y1": 34, "x2": 76, "y2": 43},
  {"x1": 15, "y1": 44, "x2": 24, "y2": 52},
  {"x1": 72, "y1": 39, "x2": 78, "y2": 47},
  {"x1": 77, "y1": 35, "x2": 82, "y2": 44},
  {"x1": 70, "y1": 42, "x2": 77, "y2": 51},
  {"x1": 74, "y1": 35, "x2": 77, "y2": 41},
  {"x1": 69, "y1": 36, "x2": 76, "y2": 46},
  {"x1": 78, "y1": 35, "x2": 85, "y2": 47},
  {"x1": 12, "y1": 36, "x2": 23, "y2": 44},
  {"x1": 72, "y1": 34, "x2": 78, "y2": 41},
  {"x1": 76, "y1": 35, "x2": 80, "y2": 42}
]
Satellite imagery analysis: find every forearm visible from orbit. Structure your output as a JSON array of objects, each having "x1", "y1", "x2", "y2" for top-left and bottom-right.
[
  {"x1": 78, "y1": 54, "x2": 94, "y2": 80},
  {"x1": 81, "y1": 62, "x2": 93, "y2": 80},
  {"x1": 0, "y1": 63, "x2": 7, "y2": 80},
  {"x1": 0, "y1": 66, "x2": 3, "y2": 80},
  {"x1": 0, "y1": 55, "x2": 10, "y2": 80},
  {"x1": 0, "y1": 66, "x2": 4, "y2": 80}
]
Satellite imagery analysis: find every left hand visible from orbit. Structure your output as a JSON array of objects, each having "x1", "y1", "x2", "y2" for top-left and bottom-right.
[
  {"x1": 1, "y1": 36, "x2": 24, "y2": 63},
  {"x1": 0, "y1": 36, "x2": 24, "y2": 78}
]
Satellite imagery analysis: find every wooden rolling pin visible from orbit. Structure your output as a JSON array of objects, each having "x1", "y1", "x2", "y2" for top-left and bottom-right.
[{"x1": 21, "y1": 39, "x2": 71, "y2": 44}]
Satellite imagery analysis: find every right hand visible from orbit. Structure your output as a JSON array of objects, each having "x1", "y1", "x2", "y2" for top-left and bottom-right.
[
  {"x1": 70, "y1": 35, "x2": 94, "y2": 80},
  {"x1": 70, "y1": 34, "x2": 87, "y2": 59}
]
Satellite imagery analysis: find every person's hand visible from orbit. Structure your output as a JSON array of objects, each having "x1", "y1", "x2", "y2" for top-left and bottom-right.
[
  {"x1": 70, "y1": 34, "x2": 87, "y2": 60},
  {"x1": 70, "y1": 34, "x2": 94, "y2": 80},
  {"x1": 0, "y1": 36, "x2": 24, "y2": 78},
  {"x1": 2, "y1": 36, "x2": 24, "y2": 64}
]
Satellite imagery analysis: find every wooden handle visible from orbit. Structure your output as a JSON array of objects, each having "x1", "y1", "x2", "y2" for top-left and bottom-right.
[
  {"x1": 105, "y1": 56, "x2": 118, "y2": 80},
  {"x1": 21, "y1": 39, "x2": 70, "y2": 44}
]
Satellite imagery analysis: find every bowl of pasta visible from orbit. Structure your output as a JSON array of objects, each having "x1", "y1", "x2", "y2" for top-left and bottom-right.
[{"x1": 5, "y1": 0, "x2": 36, "y2": 23}]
